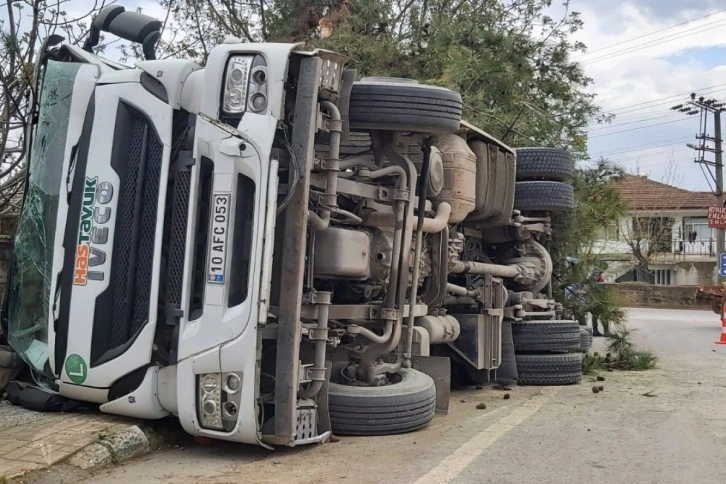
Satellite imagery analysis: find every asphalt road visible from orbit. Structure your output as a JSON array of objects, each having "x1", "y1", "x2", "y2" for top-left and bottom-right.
[{"x1": 71, "y1": 308, "x2": 726, "y2": 483}]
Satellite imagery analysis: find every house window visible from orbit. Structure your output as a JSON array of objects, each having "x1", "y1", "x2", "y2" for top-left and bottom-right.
[
  {"x1": 683, "y1": 217, "x2": 713, "y2": 242},
  {"x1": 654, "y1": 269, "x2": 675, "y2": 286}
]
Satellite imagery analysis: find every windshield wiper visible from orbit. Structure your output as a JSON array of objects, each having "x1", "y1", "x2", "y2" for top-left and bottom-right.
[{"x1": 65, "y1": 143, "x2": 80, "y2": 200}]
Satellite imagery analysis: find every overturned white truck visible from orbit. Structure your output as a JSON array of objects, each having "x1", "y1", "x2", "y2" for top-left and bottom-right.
[{"x1": 2, "y1": 6, "x2": 583, "y2": 447}]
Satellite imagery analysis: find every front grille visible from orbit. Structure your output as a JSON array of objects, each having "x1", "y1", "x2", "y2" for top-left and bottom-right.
[
  {"x1": 89, "y1": 102, "x2": 165, "y2": 367},
  {"x1": 109, "y1": 110, "x2": 163, "y2": 348},
  {"x1": 167, "y1": 170, "x2": 190, "y2": 305}
]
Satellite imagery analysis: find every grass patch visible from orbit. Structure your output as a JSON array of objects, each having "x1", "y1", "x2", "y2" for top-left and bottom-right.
[
  {"x1": 582, "y1": 324, "x2": 657, "y2": 373},
  {"x1": 582, "y1": 352, "x2": 604, "y2": 374},
  {"x1": 623, "y1": 348, "x2": 658, "y2": 370}
]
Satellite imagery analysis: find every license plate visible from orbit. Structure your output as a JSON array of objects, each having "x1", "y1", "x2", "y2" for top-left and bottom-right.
[{"x1": 208, "y1": 193, "x2": 230, "y2": 284}]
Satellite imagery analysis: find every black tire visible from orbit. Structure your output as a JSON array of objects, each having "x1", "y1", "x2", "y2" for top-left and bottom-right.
[
  {"x1": 579, "y1": 327, "x2": 593, "y2": 351},
  {"x1": 514, "y1": 181, "x2": 575, "y2": 213},
  {"x1": 348, "y1": 78, "x2": 462, "y2": 134},
  {"x1": 511, "y1": 320, "x2": 580, "y2": 352},
  {"x1": 328, "y1": 367, "x2": 436, "y2": 436},
  {"x1": 515, "y1": 147, "x2": 573, "y2": 182},
  {"x1": 516, "y1": 353, "x2": 583, "y2": 386}
]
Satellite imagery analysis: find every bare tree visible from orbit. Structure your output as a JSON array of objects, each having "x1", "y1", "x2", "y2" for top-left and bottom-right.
[
  {"x1": 618, "y1": 161, "x2": 686, "y2": 280},
  {"x1": 0, "y1": 0, "x2": 105, "y2": 216}
]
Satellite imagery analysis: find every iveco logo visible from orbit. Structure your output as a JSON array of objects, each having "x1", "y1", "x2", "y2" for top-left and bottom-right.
[{"x1": 73, "y1": 177, "x2": 114, "y2": 285}]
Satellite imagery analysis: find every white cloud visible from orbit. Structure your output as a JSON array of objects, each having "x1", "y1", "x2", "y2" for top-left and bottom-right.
[{"x1": 573, "y1": 0, "x2": 726, "y2": 190}]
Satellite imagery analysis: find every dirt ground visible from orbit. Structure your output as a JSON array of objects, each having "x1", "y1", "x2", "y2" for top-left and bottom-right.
[{"x1": 28, "y1": 308, "x2": 726, "y2": 484}]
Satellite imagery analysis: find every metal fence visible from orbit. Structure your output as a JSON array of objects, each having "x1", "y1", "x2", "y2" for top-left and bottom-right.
[{"x1": 670, "y1": 238, "x2": 715, "y2": 258}]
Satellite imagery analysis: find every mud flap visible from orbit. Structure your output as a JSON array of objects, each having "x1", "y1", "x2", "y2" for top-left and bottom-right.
[
  {"x1": 496, "y1": 319, "x2": 518, "y2": 385},
  {"x1": 318, "y1": 361, "x2": 333, "y2": 435},
  {"x1": 412, "y1": 356, "x2": 451, "y2": 414}
]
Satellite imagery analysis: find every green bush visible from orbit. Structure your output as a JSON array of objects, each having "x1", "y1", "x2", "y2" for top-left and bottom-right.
[{"x1": 582, "y1": 325, "x2": 657, "y2": 373}]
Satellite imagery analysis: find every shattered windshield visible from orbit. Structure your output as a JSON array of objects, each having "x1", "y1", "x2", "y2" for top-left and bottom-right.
[{"x1": 7, "y1": 61, "x2": 82, "y2": 374}]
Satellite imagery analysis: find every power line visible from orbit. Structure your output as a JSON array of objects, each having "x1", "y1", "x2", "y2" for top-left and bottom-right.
[
  {"x1": 607, "y1": 87, "x2": 726, "y2": 116},
  {"x1": 581, "y1": 19, "x2": 726, "y2": 65},
  {"x1": 581, "y1": 20, "x2": 726, "y2": 65},
  {"x1": 601, "y1": 110, "x2": 692, "y2": 126},
  {"x1": 636, "y1": 158, "x2": 693, "y2": 170},
  {"x1": 589, "y1": 118, "x2": 693, "y2": 139},
  {"x1": 589, "y1": 112, "x2": 685, "y2": 132},
  {"x1": 573, "y1": 9, "x2": 726, "y2": 60},
  {"x1": 599, "y1": 84, "x2": 726, "y2": 112},
  {"x1": 608, "y1": 147, "x2": 692, "y2": 163},
  {"x1": 591, "y1": 138, "x2": 692, "y2": 157}
]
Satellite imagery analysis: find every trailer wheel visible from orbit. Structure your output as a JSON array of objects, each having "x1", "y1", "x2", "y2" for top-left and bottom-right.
[
  {"x1": 514, "y1": 181, "x2": 575, "y2": 213},
  {"x1": 515, "y1": 353, "x2": 583, "y2": 386},
  {"x1": 515, "y1": 147, "x2": 573, "y2": 182},
  {"x1": 348, "y1": 78, "x2": 462, "y2": 134},
  {"x1": 328, "y1": 366, "x2": 436, "y2": 436},
  {"x1": 511, "y1": 320, "x2": 580, "y2": 352}
]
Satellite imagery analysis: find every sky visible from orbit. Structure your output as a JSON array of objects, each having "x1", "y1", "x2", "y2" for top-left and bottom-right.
[
  {"x1": 3, "y1": 0, "x2": 726, "y2": 190},
  {"x1": 568, "y1": 0, "x2": 726, "y2": 191}
]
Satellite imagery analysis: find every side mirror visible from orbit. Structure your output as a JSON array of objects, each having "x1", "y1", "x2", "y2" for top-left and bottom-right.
[{"x1": 83, "y1": 5, "x2": 162, "y2": 60}]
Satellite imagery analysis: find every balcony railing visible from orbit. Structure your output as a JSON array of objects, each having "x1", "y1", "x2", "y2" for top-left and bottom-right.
[{"x1": 670, "y1": 238, "x2": 716, "y2": 258}]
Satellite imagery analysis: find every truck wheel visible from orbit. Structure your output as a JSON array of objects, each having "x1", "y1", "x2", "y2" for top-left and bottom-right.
[
  {"x1": 579, "y1": 327, "x2": 593, "y2": 351},
  {"x1": 328, "y1": 367, "x2": 436, "y2": 435},
  {"x1": 516, "y1": 353, "x2": 583, "y2": 385},
  {"x1": 515, "y1": 147, "x2": 573, "y2": 182},
  {"x1": 514, "y1": 181, "x2": 574, "y2": 213},
  {"x1": 511, "y1": 320, "x2": 580, "y2": 352},
  {"x1": 348, "y1": 78, "x2": 462, "y2": 134}
]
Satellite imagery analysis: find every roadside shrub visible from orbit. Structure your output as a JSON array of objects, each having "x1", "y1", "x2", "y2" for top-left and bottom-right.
[{"x1": 582, "y1": 325, "x2": 657, "y2": 373}]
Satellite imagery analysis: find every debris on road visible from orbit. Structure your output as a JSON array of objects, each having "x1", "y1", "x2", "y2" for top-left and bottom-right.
[
  {"x1": 592, "y1": 386, "x2": 600, "y2": 394},
  {"x1": 642, "y1": 391, "x2": 657, "y2": 397},
  {"x1": 596, "y1": 376, "x2": 605, "y2": 381},
  {"x1": 476, "y1": 403, "x2": 488, "y2": 410},
  {"x1": 503, "y1": 393, "x2": 511, "y2": 400},
  {"x1": 493, "y1": 385, "x2": 513, "y2": 391},
  {"x1": 598, "y1": 386, "x2": 604, "y2": 391}
]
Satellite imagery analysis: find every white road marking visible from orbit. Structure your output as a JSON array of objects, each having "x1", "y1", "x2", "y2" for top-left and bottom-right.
[{"x1": 415, "y1": 387, "x2": 560, "y2": 484}]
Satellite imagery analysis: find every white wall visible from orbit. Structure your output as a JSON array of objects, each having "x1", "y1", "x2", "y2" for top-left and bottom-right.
[
  {"x1": 593, "y1": 209, "x2": 716, "y2": 257},
  {"x1": 593, "y1": 209, "x2": 719, "y2": 285}
]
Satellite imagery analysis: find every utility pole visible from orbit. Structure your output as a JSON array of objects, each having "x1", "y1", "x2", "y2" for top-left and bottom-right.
[
  {"x1": 716, "y1": 110, "x2": 723, "y2": 250},
  {"x1": 672, "y1": 94, "x2": 725, "y2": 253}
]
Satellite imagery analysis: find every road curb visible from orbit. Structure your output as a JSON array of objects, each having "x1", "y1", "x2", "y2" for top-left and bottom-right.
[{"x1": 67, "y1": 425, "x2": 151, "y2": 471}]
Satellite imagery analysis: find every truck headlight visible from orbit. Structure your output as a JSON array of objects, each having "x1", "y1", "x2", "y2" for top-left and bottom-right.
[
  {"x1": 221, "y1": 54, "x2": 268, "y2": 122},
  {"x1": 198, "y1": 372, "x2": 244, "y2": 431},
  {"x1": 198, "y1": 373, "x2": 223, "y2": 430},
  {"x1": 222, "y1": 55, "x2": 253, "y2": 114}
]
